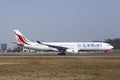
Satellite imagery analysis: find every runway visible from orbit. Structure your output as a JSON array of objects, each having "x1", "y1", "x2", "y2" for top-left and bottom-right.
[{"x1": 0, "y1": 52, "x2": 120, "y2": 57}]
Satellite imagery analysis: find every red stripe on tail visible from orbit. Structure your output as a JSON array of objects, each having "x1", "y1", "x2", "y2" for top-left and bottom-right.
[{"x1": 15, "y1": 32, "x2": 30, "y2": 45}]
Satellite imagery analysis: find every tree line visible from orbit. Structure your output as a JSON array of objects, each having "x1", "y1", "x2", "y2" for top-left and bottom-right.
[{"x1": 105, "y1": 38, "x2": 120, "y2": 49}]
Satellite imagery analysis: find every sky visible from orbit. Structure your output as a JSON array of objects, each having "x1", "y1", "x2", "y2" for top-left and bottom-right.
[{"x1": 0, "y1": 0, "x2": 120, "y2": 43}]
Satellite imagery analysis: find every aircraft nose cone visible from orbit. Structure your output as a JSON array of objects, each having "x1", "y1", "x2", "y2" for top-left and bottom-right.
[{"x1": 110, "y1": 45, "x2": 114, "y2": 49}]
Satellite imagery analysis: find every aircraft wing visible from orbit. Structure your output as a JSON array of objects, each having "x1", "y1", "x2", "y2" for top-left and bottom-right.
[
  {"x1": 12, "y1": 42, "x2": 24, "y2": 46},
  {"x1": 37, "y1": 41, "x2": 67, "y2": 51}
]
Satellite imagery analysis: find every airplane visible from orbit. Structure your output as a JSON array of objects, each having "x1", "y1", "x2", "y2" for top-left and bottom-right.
[{"x1": 13, "y1": 29, "x2": 114, "y2": 55}]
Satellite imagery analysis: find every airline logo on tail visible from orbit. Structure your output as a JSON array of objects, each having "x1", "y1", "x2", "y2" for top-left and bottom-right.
[{"x1": 14, "y1": 30, "x2": 31, "y2": 45}]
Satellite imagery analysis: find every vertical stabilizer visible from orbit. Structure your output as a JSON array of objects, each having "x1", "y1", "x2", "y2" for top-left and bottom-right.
[{"x1": 13, "y1": 30, "x2": 31, "y2": 45}]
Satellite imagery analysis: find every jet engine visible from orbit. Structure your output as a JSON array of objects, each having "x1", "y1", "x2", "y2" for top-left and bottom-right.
[{"x1": 66, "y1": 49, "x2": 78, "y2": 53}]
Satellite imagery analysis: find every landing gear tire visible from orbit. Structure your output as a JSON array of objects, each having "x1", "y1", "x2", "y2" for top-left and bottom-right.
[{"x1": 58, "y1": 52, "x2": 66, "y2": 55}]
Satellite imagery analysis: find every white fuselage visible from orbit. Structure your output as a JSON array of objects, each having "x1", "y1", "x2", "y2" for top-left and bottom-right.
[{"x1": 23, "y1": 42, "x2": 113, "y2": 52}]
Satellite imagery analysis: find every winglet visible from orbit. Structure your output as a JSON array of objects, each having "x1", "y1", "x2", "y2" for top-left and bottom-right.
[{"x1": 37, "y1": 41, "x2": 42, "y2": 44}]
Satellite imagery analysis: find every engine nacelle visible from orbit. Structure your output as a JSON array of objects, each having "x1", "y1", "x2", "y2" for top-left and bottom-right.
[{"x1": 66, "y1": 49, "x2": 78, "y2": 53}]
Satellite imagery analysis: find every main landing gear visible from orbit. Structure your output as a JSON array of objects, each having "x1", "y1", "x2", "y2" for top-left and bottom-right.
[{"x1": 58, "y1": 52, "x2": 66, "y2": 55}]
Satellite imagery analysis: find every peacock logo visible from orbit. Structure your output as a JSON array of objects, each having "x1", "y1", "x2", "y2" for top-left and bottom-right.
[{"x1": 14, "y1": 32, "x2": 30, "y2": 45}]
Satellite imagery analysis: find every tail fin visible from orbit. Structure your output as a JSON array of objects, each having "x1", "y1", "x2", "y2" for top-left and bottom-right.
[{"x1": 13, "y1": 29, "x2": 31, "y2": 45}]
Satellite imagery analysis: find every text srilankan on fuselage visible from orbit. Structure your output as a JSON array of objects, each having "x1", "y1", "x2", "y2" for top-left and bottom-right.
[{"x1": 77, "y1": 43, "x2": 102, "y2": 48}]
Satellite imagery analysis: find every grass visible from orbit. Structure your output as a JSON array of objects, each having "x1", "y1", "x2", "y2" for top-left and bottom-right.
[{"x1": 0, "y1": 56, "x2": 119, "y2": 80}]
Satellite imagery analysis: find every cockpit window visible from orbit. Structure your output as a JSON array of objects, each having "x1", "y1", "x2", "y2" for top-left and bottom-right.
[{"x1": 106, "y1": 44, "x2": 111, "y2": 46}]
